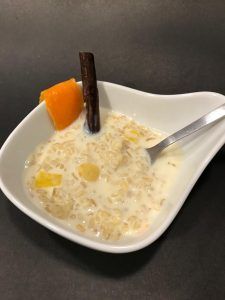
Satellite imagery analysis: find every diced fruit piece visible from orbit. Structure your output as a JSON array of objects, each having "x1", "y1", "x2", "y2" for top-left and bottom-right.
[
  {"x1": 125, "y1": 136, "x2": 138, "y2": 143},
  {"x1": 78, "y1": 163, "x2": 100, "y2": 182},
  {"x1": 124, "y1": 129, "x2": 141, "y2": 143},
  {"x1": 40, "y1": 78, "x2": 84, "y2": 130},
  {"x1": 130, "y1": 129, "x2": 140, "y2": 136},
  {"x1": 35, "y1": 170, "x2": 62, "y2": 188}
]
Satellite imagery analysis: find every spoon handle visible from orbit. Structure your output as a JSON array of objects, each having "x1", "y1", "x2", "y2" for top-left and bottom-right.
[{"x1": 147, "y1": 103, "x2": 225, "y2": 160}]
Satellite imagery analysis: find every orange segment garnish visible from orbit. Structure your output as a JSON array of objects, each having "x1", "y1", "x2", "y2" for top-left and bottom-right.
[{"x1": 40, "y1": 78, "x2": 84, "y2": 130}]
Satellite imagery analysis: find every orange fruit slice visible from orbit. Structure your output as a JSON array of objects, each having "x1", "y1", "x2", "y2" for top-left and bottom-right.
[{"x1": 40, "y1": 78, "x2": 84, "y2": 130}]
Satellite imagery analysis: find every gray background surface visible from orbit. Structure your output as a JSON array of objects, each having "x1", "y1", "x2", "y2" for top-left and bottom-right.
[{"x1": 0, "y1": 1, "x2": 225, "y2": 299}]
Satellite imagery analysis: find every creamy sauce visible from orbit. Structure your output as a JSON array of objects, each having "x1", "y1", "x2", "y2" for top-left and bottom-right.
[{"x1": 24, "y1": 109, "x2": 181, "y2": 241}]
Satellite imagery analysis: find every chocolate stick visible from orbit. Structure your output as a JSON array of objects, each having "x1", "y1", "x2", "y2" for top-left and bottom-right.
[{"x1": 79, "y1": 52, "x2": 100, "y2": 134}]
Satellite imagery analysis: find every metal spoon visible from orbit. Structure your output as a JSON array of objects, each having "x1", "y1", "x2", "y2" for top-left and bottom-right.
[{"x1": 146, "y1": 103, "x2": 225, "y2": 163}]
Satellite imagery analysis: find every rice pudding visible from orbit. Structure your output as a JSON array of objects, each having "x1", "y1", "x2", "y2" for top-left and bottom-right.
[{"x1": 24, "y1": 109, "x2": 181, "y2": 241}]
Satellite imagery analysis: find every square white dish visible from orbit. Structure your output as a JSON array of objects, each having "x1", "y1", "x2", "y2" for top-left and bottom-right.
[{"x1": 0, "y1": 81, "x2": 225, "y2": 253}]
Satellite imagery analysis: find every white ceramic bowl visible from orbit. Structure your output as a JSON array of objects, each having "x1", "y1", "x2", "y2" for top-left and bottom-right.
[{"x1": 0, "y1": 82, "x2": 225, "y2": 253}]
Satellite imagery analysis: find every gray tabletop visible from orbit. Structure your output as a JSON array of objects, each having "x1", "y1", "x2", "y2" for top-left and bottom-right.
[{"x1": 0, "y1": 1, "x2": 225, "y2": 300}]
